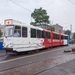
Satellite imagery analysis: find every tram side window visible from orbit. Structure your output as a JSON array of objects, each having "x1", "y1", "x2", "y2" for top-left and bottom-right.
[
  {"x1": 57, "y1": 34, "x2": 59, "y2": 39},
  {"x1": 37, "y1": 30, "x2": 42, "y2": 38},
  {"x1": 66, "y1": 36, "x2": 68, "y2": 39},
  {"x1": 31, "y1": 28, "x2": 36, "y2": 38},
  {"x1": 22, "y1": 27, "x2": 27, "y2": 37},
  {"x1": 43, "y1": 31, "x2": 49, "y2": 38},
  {"x1": 14, "y1": 26, "x2": 21, "y2": 37},
  {"x1": 53, "y1": 34, "x2": 58, "y2": 39},
  {"x1": 61, "y1": 35, "x2": 63, "y2": 39},
  {"x1": 53, "y1": 34, "x2": 56, "y2": 39},
  {"x1": 44, "y1": 32, "x2": 46, "y2": 38},
  {"x1": 45, "y1": 32, "x2": 50, "y2": 38},
  {"x1": 64, "y1": 36, "x2": 68, "y2": 39},
  {"x1": 42, "y1": 31, "x2": 44, "y2": 38}
]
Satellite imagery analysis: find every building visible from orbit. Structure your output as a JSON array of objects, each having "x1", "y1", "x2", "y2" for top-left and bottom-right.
[
  {"x1": 34, "y1": 24, "x2": 51, "y2": 30},
  {"x1": 32, "y1": 23, "x2": 63, "y2": 33},
  {"x1": 52, "y1": 24, "x2": 63, "y2": 33},
  {"x1": 0, "y1": 24, "x2": 4, "y2": 37}
]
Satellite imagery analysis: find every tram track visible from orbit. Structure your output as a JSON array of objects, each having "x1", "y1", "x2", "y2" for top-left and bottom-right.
[
  {"x1": 0, "y1": 45, "x2": 70, "y2": 62},
  {"x1": 0, "y1": 55, "x2": 8, "y2": 62},
  {"x1": 0, "y1": 54, "x2": 7, "y2": 57},
  {"x1": 0, "y1": 45, "x2": 72, "y2": 72}
]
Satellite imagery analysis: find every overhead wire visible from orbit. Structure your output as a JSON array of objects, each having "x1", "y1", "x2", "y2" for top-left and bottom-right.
[
  {"x1": 9, "y1": 0, "x2": 32, "y2": 13},
  {"x1": 9, "y1": 0, "x2": 32, "y2": 22},
  {"x1": 68, "y1": 0, "x2": 75, "y2": 5}
]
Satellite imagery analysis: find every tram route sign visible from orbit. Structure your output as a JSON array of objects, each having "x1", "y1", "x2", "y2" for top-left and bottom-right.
[
  {"x1": 4, "y1": 19, "x2": 12, "y2": 25},
  {"x1": 4, "y1": 19, "x2": 25, "y2": 25}
]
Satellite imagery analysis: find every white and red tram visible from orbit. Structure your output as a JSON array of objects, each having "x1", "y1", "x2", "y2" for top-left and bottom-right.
[{"x1": 3, "y1": 19, "x2": 69, "y2": 53}]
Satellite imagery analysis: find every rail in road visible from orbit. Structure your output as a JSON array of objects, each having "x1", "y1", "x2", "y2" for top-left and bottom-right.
[
  {"x1": 0, "y1": 46, "x2": 70, "y2": 61},
  {"x1": 0, "y1": 45, "x2": 72, "y2": 72}
]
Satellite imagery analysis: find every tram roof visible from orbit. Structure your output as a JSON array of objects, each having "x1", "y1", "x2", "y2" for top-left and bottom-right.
[
  {"x1": 60, "y1": 33, "x2": 68, "y2": 36},
  {"x1": 5, "y1": 19, "x2": 68, "y2": 34},
  {"x1": 4, "y1": 19, "x2": 45, "y2": 30}
]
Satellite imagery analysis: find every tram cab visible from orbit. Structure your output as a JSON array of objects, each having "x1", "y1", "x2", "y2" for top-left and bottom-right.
[
  {"x1": 63, "y1": 34, "x2": 69, "y2": 45},
  {"x1": 3, "y1": 19, "x2": 46, "y2": 53},
  {"x1": 3, "y1": 19, "x2": 27, "y2": 53}
]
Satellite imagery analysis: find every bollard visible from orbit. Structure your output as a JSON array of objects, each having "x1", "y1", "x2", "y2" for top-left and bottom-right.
[
  {"x1": 72, "y1": 47, "x2": 75, "y2": 52},
  {"x1": 0, "y1": 42, "x2": 3, "y2": 50}
]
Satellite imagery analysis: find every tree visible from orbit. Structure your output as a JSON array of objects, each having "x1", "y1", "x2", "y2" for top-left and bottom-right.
[
  {"x1": 64, "y1": 30, "x2": 71, "y2": 35},
  {"x1": 64, "y1": 30, "x2": 71, "y2": 39},
  {"x1": 48, "y1": 26, "x2": 55, "y2": 31},
  {"x1": 0, "y1": 29, "x2": 2, "y2": 37},
  {"x1": 31, "y1": 7, "x2": 50, "y2": 26},
  {"x1": 73, "y1": 32, "x2": 75, "y2": 40}
]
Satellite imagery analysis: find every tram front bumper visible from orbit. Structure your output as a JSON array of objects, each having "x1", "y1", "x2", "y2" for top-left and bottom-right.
[{"x1": 2, "y1": 48, "x2": 15, "y2": 52}]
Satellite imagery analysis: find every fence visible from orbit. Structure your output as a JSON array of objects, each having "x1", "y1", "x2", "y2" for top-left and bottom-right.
[{"x1": 0, "y1": 39, "x2": 3, "y2": 50}]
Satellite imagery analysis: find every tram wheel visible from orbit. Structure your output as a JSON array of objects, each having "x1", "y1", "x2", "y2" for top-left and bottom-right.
[{"x1": 14, "y1": 51, "x2": 18, "y2": 55}]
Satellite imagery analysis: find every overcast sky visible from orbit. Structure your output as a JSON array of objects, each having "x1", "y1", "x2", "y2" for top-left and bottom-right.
[{"x1": 0, "y1": 0, "x2": 75, "y2": 32}]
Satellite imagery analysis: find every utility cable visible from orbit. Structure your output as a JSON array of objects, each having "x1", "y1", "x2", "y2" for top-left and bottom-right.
[
  {"x1": 68, "y1": 0, "x2": 75, "y2": 5},
  {"x1": 9, "y1": 0, "x2": 32, "y2": 12},
  {"x1": 9, "y1": 0, "x2": 32, "y2": 22}
]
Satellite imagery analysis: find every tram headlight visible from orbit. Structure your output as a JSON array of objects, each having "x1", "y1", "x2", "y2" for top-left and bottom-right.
[
  {"x1": 3, "y1": 43, "x2": 5, "y2": 47},
  {"x1": 3, "y1": 43, "x2": 13, "y2": 47},
  {"x1": 3, "y1": 43, "x2": 8, "y2": 47},
  {"x1": 9, "y1": 43, "x2": 13, "y2": 47}
]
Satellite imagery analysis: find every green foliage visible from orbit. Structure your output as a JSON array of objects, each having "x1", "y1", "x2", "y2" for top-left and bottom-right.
[
  {"x1": 73, "y1": 33, "x2": 75, "y2": 40},
  {"x1": 48, "y1": 26, "x2": 55, "y2": 31},
  {"x1": 0, "y1": 29, "x2": 2, "y2": 37},
  {"x1": 31, "y1": 7, "x2": 50, "y2": 25},
  {"x1": 64, "y1": 30, "x2": 71, "y2": 35},
  {"x1": 70, "y1": 40, "x2": 75, "y2": 44}
]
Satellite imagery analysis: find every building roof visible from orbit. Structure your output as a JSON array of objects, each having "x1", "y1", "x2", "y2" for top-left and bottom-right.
[{"x1": 53, "y1": 24, "x2": 63, "y2": 28}]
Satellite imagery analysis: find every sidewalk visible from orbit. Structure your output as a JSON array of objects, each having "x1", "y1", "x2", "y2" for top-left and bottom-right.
[{"x1": 37, "y1": 59, "x2": 75, "y2": 75}]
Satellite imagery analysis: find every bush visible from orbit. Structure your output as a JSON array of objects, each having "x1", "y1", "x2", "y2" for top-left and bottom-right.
[
  {"x1": 70, "y1": 40, "x2": 75, "y2": 44},
  {"x1": 0, "y1": 29, "x2": 2, "y2": 37}
]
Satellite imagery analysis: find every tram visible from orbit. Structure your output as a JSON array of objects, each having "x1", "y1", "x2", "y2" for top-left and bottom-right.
[{"x1": 3, "y1": 19, "x2": 69, "y2": 53}]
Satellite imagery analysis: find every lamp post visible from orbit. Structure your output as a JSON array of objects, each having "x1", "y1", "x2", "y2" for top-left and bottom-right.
[
  {"x1": 70, "y1": 24, "x2": 72, "y2": 33},
  {"x1": 70, "y1": 24, "x2": 72, "y2": 40}
]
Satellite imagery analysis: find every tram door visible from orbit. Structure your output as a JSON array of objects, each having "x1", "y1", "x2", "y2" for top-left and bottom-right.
[{"x1": 4, "y1": 26, "x2": 14, "y2": 48}]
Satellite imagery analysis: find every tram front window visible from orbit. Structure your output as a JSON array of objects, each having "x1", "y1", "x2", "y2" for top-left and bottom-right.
[
  {"x1": 5, "y1": 26, "x2": 13, "y2": 37},
  {"x1": 14, "y1": 26, "x2": 21, "y2": 37}
]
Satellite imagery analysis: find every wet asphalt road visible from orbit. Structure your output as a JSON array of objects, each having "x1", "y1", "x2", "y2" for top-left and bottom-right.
[
  {"x1": 0, "y1": 45, "x2": 72, "y2": 70},
  {"x1": 0, "y1": 45, "x2": 71, "y2": 62},
  {"x1": 0, "y1": 44, "x2": 75, "y2": 75},
  {"x1": 37, "y1": 58, "x2": 75, "y2": 75}
]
